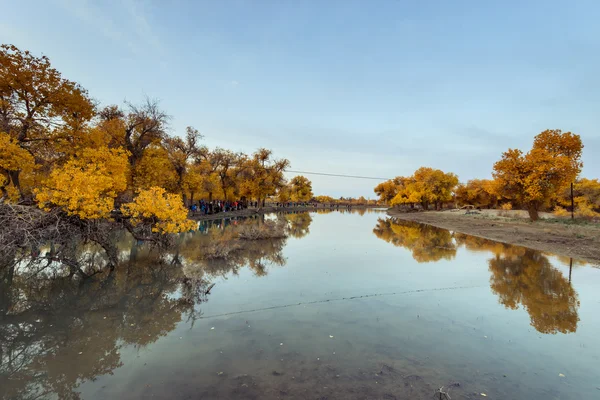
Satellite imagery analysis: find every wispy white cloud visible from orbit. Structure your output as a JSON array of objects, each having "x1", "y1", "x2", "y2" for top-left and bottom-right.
[
  {"x1": 57, "y1": 0, "x2": 122, "y2": 41},
  {"x1": 53, "y1": 0, "x2": 163, "y2": 56},
  {"x1": 122, "y1": 0, "x2": 164, "y2": 54}
]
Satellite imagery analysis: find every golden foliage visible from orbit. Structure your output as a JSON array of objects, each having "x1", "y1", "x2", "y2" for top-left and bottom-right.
[
  {"x1": 0, "y1": 132, "x2": 34, "y2": 171},
  {"x1": 238, "y1": 148, "x2": 290, "y2": 204},
  {"x1": 163, "y1": 126, "x2": 205, "y2": 198},
  {"x1": 183, "y1": 162, "x2": 219, "y2": 202},
  {"x1": 121, "y1": 187, "x2": 196, "y2": 233},
  {"x1": 374, "y1": 179, "x2": 399, "y2": 203},
  {"x1": 133, "y1": 147, "x2": 178, "y2": 192},
  {"x1": 493, "y1": 129, "x2": 583, "y2": 221},
  {"x1": 555, "y1": 178, "x2": 600, "y2": 218},
  {"x1": 553, "y1": 206, "x2": 569, "y2": 217},
  {"x1": 386, "y1": 168, "x2": 458, "y2": 210},
  {"x1": 1, "y1": 44, "x2": 95, "y2": 198},
  {"x1": 289, "y1": 175, "x2": 313, "y2": 202},
  {"x1": 488, "y1": 249, "x2": 579, "y2": 334},
  {"x1": 285, "y1": 212, "x2": 313, "y2": 238},
  {"x1": 455, "y1": 179, "x2": 499, "y2": 207},
  {"x1": 276, "y1": 184, "x2": 291, "y2": 203},
  {"x1": 34, "y1": 147, "x2": 129, "y2": 219},
  {"x1": 314, "y1": 195, "x2": 336, "y2": 203},
  {"x1": 373, "y1": 218, "x2": 456, "y2": 262},
  {"x1": 0, "y1": 132, "x2": 36, "y2": 200},
  {"x1": 450, "y1": 233, "x2": 580, "y2": 334},
  {"x1": 0, "y1": 45, "x2": 95, "y2": 142}
]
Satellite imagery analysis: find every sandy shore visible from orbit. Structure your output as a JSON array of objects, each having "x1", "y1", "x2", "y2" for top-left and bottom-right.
[{"x1": 387, "y1": 209, "x2": 600, "y2": 265}]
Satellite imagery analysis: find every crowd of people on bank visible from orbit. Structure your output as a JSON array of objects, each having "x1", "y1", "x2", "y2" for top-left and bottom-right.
[{"x1": 189, "y1": 200, "x2": 248, "y2": 215}]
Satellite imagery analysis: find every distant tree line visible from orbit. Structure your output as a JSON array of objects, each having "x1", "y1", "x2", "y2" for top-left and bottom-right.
[{"x1": 374, "y1": 129, "x2": 598, "y2": 221}]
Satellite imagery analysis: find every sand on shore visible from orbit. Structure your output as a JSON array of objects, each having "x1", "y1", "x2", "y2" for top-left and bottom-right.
[{"x1": 386, "y1": 209, "x2": 600, "y2": 265}]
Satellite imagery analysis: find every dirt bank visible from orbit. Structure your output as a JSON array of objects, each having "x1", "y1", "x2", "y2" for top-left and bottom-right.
[{"x1": 387, "y1": 209, "x2": 600, "y2": 265}]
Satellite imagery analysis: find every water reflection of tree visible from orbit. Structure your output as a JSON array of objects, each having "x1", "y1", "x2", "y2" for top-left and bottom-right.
[
  {"x1": 372, "y1": 218, "x2": 456, "y2": 262},
  {"x1": 0, "y1": 253, "x2": 192, "y2": 400},
  {"x1": 284, "y1": 212, "x2": 313, "y2": 238},
  {"x1": 373, "y1": 219, "x2": 580, "y2": 334},
  {"x1": 452, "y1": 233, "x2": 580, "y2": 334},
  {"x1": 489, "y1": 249, "x2": 579, "y2": 334},
  {"x1": 315, "y1": 207, "x2": 381, "y2": 216},
  {"x1": 0, "y1": 215, "x2": 301, "y2": 399},
  {"x1": 178, "y1": 217, "x2": 290, "y2": 279}
]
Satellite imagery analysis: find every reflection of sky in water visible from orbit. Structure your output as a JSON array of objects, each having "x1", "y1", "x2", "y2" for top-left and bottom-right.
[{"x1": 3, "y1": 211, "x2": 600, "y2": 400}]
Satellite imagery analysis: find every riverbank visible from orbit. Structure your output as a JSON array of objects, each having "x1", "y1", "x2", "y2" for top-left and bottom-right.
[
  {"x1": 387, "y1": 209, "x2": 600, "y2": 265},
  {"x1": 190, "y1": 205, "x2": 382, "y2": 221}
]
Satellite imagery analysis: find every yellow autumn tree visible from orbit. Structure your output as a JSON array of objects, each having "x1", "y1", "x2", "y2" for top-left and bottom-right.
[
  {"x1": 183, "y1": 162, "x2": 215, "y2": 204},
  {"x1": 34, "y1": 147, "x2": 129, "y2": 219},
  {"x1": 276, "y1": 184, "x2": 291, "y2": 203},
  {"x1": 555, "y1": 178, "x2": 600, "y2": 218},
  {"x1": 121, "y1": 187, "x2": 196, "y2": 233},
  {"x1": 455, "y1": 179, "x2": 499, "y2": 208},
  {"x1": 493, "y1": 129, "x2": 583, "y2": 221},
  {"x1": 163, "y1": 126, "x2": 205, "y2": 203},
  {"x1": 239, "y1": 148, "x2": 290, "y2": 205},
  {"x1": 133, "y1": 146, "x2": 179, "y2": 192},
  {"x1": 97, "y1": 100, "x2": 169, "y2": 170},
  {"x1": 488, "y1": 248, "x2": 579, "y2": 334},
  {"x1": 387, "y1": 168, "x2": 458, "y2": 210},
  {"x1": 288, "y1": 175, "x2": 313, "y2": 202},
  {"x1": 374, "y1": 180, "x2": 398, "y2": 204},
  {"x1": 314, "y1": 195, "x2": 335, "y2": 204},
  {"x1": 285, "y1": 212, "x2": 313, "y2": 238},
  {"x1": 1, "y1": 44, "x2": 95, "y2": 199},
  {"x1": 0, "y1": 132, "x2": 36, "y2": 201}
]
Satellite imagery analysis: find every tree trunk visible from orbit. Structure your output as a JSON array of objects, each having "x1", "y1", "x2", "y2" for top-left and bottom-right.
[
  {"x1": 190, "y1": 192, "x2": 195, "y2": 206},
  {"x1": 221, "y1": 183, "x2": 227, "y2": 201},
  {"x1": 527, "y1": 202, "x2": 540, "y2": 221},
  {"x1": 7, "y1": 170, "x2": 23, "y2": 200},
  {"x1": 0, "y1": 183, "x2": 7, "y2": 200}
]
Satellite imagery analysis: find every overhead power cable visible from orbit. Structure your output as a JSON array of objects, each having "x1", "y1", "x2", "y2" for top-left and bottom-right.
[
  {"x1": 285, "y1": 170, "x2": 391, "y2": 181},
  {"x1": 285, "y1": 169, "x2": 468, "y2": 186}
]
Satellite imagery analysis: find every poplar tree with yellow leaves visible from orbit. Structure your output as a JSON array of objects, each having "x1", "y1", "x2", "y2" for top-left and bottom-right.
[
  {"x1": 455, "y1": 179, "x2": 500, "y2": 208},
  {"x1": 1, "y1": 43, "x2": 303, "y2": 259},
  {"x1": 288, "y1": 175, "x2": 313, "y2": 202},
  {"x1": 34, "y1": 147, "x2": 129, "y2": 219},
  {"x1": 376, "y1": 168, "x2": 458, "y2": 210},
  {"x1": 493, "y1": 129, "x2": 583, "y2": 221},
  {"x1": 0, "y1": 44, "x2": 95, "y2": 200}
]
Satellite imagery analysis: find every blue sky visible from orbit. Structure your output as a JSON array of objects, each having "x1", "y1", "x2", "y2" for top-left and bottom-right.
[{"x1": 2, "y1": 0, "x2": 599, "y2": 197}]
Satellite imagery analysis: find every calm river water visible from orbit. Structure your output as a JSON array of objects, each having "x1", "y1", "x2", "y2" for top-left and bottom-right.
[{"x1": 1, "y1": 210, "x2": 599, "y2": 399}]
